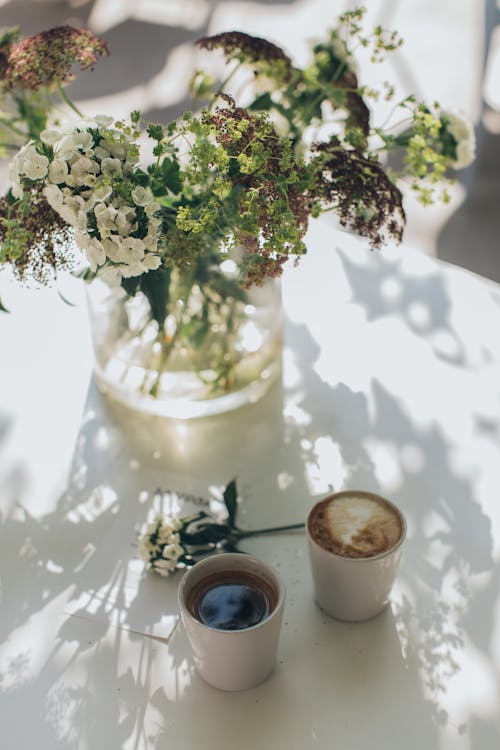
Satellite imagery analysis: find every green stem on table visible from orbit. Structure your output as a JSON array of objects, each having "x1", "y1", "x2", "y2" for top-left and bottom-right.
[
  {"x1": 56, "y1": 79, "x2": 84, "y2": 117},
  {"x1": 236, "y1": 522, "x2": 305, "y2": 539}
]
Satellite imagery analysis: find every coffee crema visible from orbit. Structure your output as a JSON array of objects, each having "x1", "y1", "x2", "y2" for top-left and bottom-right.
[
  {"x1": 186, "y1": 569, "x2": 278, "y2": 631},
  {"x1": 308, "y1": 492, "x2": 404, "y2": 559}
]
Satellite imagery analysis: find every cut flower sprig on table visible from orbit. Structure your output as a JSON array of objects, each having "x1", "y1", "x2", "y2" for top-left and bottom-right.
[
  {"x1": 137, "y1": 479, "x2": 305, "y2": 576},
  {"x1": 0, "y1": 9, "x2": 475, "y2": 403}
]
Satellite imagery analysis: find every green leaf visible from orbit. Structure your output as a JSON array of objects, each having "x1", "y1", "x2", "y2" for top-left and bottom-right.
[
  {"x1": 223, "y1": 478, "x2": 238, "y2": 527},
  {"x1": 182, "y1": 523, "x2": 231, "y2": 545},
  {"x1": 140, "y1": 268, "x2": 171, "y2": 326},
  {"x1": 158, "y1": 157, "x2": 182, "y2": 195},
  {"x1": 146, "y1": 123, "x2": 164, "y2": 141},
  {"x1": 0, "y1": 296, "x2": 9, "y2": 313},
  {"x1": 248, "y1": 93, "x2": 274, "y2": 112},
  {"x1": 121, "y1": 276, "x2": 141, "y2": 297}
]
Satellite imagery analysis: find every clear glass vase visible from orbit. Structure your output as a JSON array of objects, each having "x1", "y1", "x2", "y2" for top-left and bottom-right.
[{"x1": 85, "y1": 266, "x2": 283, "y2": 419}]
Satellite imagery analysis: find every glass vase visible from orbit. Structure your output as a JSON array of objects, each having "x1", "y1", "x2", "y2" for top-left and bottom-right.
[{"x1": 85, "y1": 266, "x2": 283, "y2": 419}]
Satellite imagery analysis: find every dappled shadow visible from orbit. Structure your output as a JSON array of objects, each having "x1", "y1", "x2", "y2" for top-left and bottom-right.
[
  {"x1": 339, "y1": 247, "x2": 467, "y2": 367},
  {"x1": 1, "y1": 301, "x2": 498, "y2": 746}
]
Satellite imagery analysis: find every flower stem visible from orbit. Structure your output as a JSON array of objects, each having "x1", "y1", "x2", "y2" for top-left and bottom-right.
[
  {"x1": 236, "y1": 522, "x2": 305, "y2": 538},
  {"x1": 218, "y1": 60, "x2": 243, "y2": 96},
  {"x1": 56, "y1": 79, "x2": 84, "y2": 117}
]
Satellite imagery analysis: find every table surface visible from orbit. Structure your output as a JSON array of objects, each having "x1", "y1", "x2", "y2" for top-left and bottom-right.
[{"x1": 1, "y1": 220, "x2": 499, "y2": 750}]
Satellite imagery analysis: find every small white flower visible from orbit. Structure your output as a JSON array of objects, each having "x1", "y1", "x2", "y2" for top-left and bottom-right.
[
  {"x1": 93, "y1": 146, "x2": 110, "y2": 161},
  {"x1": 71, "y1": 156, "x2": 100, "y2": 186},
  {"x1": 120, "y1": 260, "x2": 146, "y2": 278},
  {"x1": 74, "y1": 230, "x2": 92, "y2": 251},
  {"x1": 57, "y1": 135, "x2": 80, "y2": 160},
  {"x1": 44, "y1": 184, "x2": 64, "y2": 210},
  {"x1": 94, "y1": 114, "x2": 114, "y2": 128},
  {"x1": 94, "y1": 185, "x2": 113, "y2": 202},
  {"x1": 162, "y1": 543, "x2": 184, "y2": 561},
  {"x1": 151, "y1": 560, "x2": 173, "y2": 577},
  {"x1": 22, "y1": 150, "x2": 49, "y2": 181},
  {"x1": 101, "y1": 157, "x2": 122, "y2": 178},
  {"x1": 80, "y1": 190, "x2": 96, "y2": 212},
  {"x1": 122, "y1": 237, "x2": 146, "y2": 260},
  {"x1": 105, "y1": 141, "x2": 126, "y2": 160},
  {"x1": 57, "y1": 204, "x2": 81, "y2": 228},
  {"x1": 102, "y1": 237, "x2": 123, "y2": 262},
  {"x1": 142, "y1": 232, "x2": 159, "y2": 251},
  {"x1": 11, "y1": 184, "x2": 23, "y2": 199},
  {"x1": 66, "y1": 195, "x2": 86, "y2": 212},
  {"x1": 40, "y1": 129, "x2": 62, "y2": 145},
  {"x1": 72, "y1": 131, "x2": 95, "y2": 153},
  {"x1": 115, "y1": 205, "x2": 136, "y2": 235},
  {"x1": 143, "y1": 253, "x2": 161, "y2": 270},
  {"x1": 145, "y1": 201, "x2": 161, "y2": 218},
  {"x1": 9, "y1": 156, "x2": 24, "y2": 197},
  {"x1": 94, "y1": 203, "x2": 118, "y2": 231},
  {"x1": 48, "y1": 159, "x2": 69, "y2": 184},
  {"x1": 442, "y1": 110, "x2": 476, "y2": 169},
  {"x1": 132, "y1": 186, "x2": 154, "y2": 206},
  {"x1": 99, "y1": 265, "x2": 122, "y2": 286},
  {"x1": 85, "y1": 237, "x2": 106, "y2": 271}
]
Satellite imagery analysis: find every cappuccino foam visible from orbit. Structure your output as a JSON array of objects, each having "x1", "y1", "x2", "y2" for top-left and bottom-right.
[{"x1": 308, "y1": 492, "x2": 403, "y2": 558}]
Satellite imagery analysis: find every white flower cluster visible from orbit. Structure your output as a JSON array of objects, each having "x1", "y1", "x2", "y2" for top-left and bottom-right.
[
  {"x1": 10, "y1": 116, "x2": 163, "y2": 284},
  {"x1": 442, "y1": 110, "x2": 476, "y2": 170},
  {"x1": 137, "y1": 515, "x2": 185, "y2": 577}
]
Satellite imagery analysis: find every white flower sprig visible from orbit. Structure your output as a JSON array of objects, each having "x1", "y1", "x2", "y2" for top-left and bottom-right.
[
  {"x1": 137, "y1": 479, "x2": 305, "y2": 577},
  {"x1": 10, "y1": 116, "x2": 162, "y2": 283},
  {"x1": 138, "y1": 515, "x2": 186, "y2": 577}
]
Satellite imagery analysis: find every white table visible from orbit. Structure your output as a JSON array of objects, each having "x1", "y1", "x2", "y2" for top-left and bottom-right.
[{"x1": 1, "y1": 221, "x2": 499, "y2": 749}]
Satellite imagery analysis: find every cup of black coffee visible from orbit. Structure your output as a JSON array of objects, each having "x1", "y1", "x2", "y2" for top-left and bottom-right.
[{"x1": 178, "y1": 553, "x2": 285, "y2": 691}]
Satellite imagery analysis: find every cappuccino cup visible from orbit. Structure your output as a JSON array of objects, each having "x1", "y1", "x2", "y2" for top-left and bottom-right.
[
  {"x1": 178, "y1": 553, "x2": 285, "y2": 691},
  {"x1": 306, "y1": 490, "x2": 406, "y2": 621}
]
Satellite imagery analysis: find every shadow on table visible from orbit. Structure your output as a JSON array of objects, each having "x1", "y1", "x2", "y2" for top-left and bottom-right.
[{"x1": 0, "y1": 312, "x2": 498, "y2": 747}]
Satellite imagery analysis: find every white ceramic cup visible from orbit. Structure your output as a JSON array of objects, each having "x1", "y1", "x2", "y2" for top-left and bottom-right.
[
  {"x1": 306, "y1": 490, "x2": 407, "y2": 622},
  {"x1": 177, "y1": 553, "x2": 286, "y2": 691}
]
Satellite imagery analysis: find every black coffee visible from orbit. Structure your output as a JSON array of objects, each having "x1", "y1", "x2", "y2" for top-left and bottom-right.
[{"x1": 187, "y1": 570, "x2": 277, "y2": 631}]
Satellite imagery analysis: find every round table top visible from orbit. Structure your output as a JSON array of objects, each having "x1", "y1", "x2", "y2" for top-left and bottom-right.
[{"x1": 1, "y1": 220, "x2": 499, "y2": 749}]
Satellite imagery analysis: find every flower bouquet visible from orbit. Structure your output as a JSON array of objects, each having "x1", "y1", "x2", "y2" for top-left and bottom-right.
[{"x1": 0, "y1": 10, "x2": 474, "y2": 417}]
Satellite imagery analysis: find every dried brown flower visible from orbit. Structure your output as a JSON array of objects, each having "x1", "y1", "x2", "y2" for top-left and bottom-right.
[
  {"x1": 3, "y1": 25, "x2": 108, "y2": 91},
  {"x1": 312, "y1": 138, "x2": 405, "y2": 248},
  {"x1": 240, "y1": 249, "x2": 287, "y2": 288},
  {"x1": 204, "y1": 102, "x2": 312, "y2": 285},
  {"x1": 0, "y1": 27, "x2": 19, "y2": 78},
  {"x1": 196, "y1": 31, "x2": 292, "y2": 81},
  {"x1": 0, "y1": 189, "x2": 75, "y2": 283}
]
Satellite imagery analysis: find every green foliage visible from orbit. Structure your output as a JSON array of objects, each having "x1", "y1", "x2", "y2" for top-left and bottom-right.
[
  {"x1": 139, "y1": 268, "x2": 171, "y2": 326},
  {"x1": 0, "y1": 13, "x2": 474, "y2": 393},
  {"x1": 223, "y1": 478, "x2": 238, "y2": 526}
]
